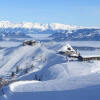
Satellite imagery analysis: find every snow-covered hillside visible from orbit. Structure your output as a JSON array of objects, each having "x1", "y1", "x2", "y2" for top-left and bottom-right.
[{"x1": 0, "y1": 34, "x2": 100, "y2": 100}]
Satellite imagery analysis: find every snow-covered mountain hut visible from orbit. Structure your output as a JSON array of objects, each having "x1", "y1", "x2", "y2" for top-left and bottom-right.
[
  {"x1": 58, "y1": 43, "x2": 78, "y2": 57},
  {"x1": 23, "y1": 40, "x2": 38, "y2": 46}
]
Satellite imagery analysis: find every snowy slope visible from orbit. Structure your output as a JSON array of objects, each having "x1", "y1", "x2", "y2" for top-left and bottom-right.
[{"x1": 0, "y1": 36, "x2": 100, "y2": 100}]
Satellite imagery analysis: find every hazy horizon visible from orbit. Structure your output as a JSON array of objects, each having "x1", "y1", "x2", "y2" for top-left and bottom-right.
[{"x1": 0, "y1": 0, "x2": 100, "y2": 26}]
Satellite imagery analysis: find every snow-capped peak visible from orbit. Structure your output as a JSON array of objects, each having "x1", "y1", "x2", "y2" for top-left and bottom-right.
[
  {"x1": 0, "y1": 21, "x2": 81, "y2": 31},
  {"x1": 0, "y1": 21, "x2": 100, "y2": 32}
]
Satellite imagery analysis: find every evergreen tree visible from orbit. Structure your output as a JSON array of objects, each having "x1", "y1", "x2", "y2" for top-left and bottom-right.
[
  {"x1": 24, "y1": 68, "x2": 28, "y2": 74},
  {"x1": 11, "y1": 72, "x2": 15, "y2": 78},
  {"x1": 31, "y1": 64, "x2": 34, "y2": 69},
  {"x1": 16, "y1": 66, "x2": 19, "y2": 73}
]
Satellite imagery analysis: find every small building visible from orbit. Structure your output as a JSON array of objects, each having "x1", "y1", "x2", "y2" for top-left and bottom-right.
[
  {"x1": 78, "y1": 55, "x2": 100, "y2": 61},
  {"x1": 58, "y1": 43, "x2": 78, "y2": 57},
  {"x1": 23, "y1": 40, "x2": 39, "y2": 46},
  {"x1": 59, "y1": 43, "x2": 100, "y2": 61}
]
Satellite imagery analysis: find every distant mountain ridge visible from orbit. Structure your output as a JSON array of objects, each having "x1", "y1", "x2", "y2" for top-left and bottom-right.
[
  {"x1": 0, "y1": 21, "x2": 79, "y2": 38},
  {"x1": 0, "y1": 21, "x2": 80, "y2": 30},
  {"x1": 0, "y1": 21, "x2": 100, "y2": 41},
  {"x1": 0, "y1": 21, "x2": 100, "y2": 30},
  {"x1": 50, "y1": 29, "x2": 100, "y2": 41}
]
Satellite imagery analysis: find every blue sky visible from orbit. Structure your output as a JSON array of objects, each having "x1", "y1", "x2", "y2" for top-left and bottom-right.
[{"x1": 0, "y1": 0, "x2": 100, "y2": 26}]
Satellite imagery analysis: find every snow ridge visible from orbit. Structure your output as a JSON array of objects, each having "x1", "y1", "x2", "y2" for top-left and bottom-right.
[{"x1": 0, "y1": 21, "x2": 100, "y2": 31}]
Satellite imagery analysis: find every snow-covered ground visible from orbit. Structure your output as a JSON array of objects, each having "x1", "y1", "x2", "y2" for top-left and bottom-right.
[{"x1": 0, "y1": 35, "x2": 100, "y2": 100}]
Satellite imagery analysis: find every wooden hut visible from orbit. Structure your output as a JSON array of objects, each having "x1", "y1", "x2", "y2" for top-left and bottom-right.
[
  {"x1": 59, "y1": 43, "x2": 100, "y2": 61},
  {"x1": 23, "y1": 40, "x2": 38, "y2": 46},
  {"x1": 58, "y1": 44, "x2": 78, "y2": 57},
  {"x1": 78, "y1": 55, "x2": 100, "y2": 61}
]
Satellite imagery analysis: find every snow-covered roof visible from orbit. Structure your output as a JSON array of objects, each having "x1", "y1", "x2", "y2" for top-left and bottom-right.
[
  {"x1": 59, "y1": 43, "x2": 76, "y2": 52},
  {"x1": 24, "y1": 40, "x2": 37, "y2": 43}
]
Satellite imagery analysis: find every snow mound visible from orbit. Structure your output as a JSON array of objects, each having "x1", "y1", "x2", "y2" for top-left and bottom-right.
[{"x1": 10, "y1": 80, "x2": 39, "y2": 92}]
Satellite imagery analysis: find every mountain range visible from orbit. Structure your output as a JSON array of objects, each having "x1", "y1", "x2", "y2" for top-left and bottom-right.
[
  {"x1": 0, "y1": 21, "x2": 100, "y2": 41},
  {"x1": 50, "y1": 29, "x2": 100, "y2": 41}
]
